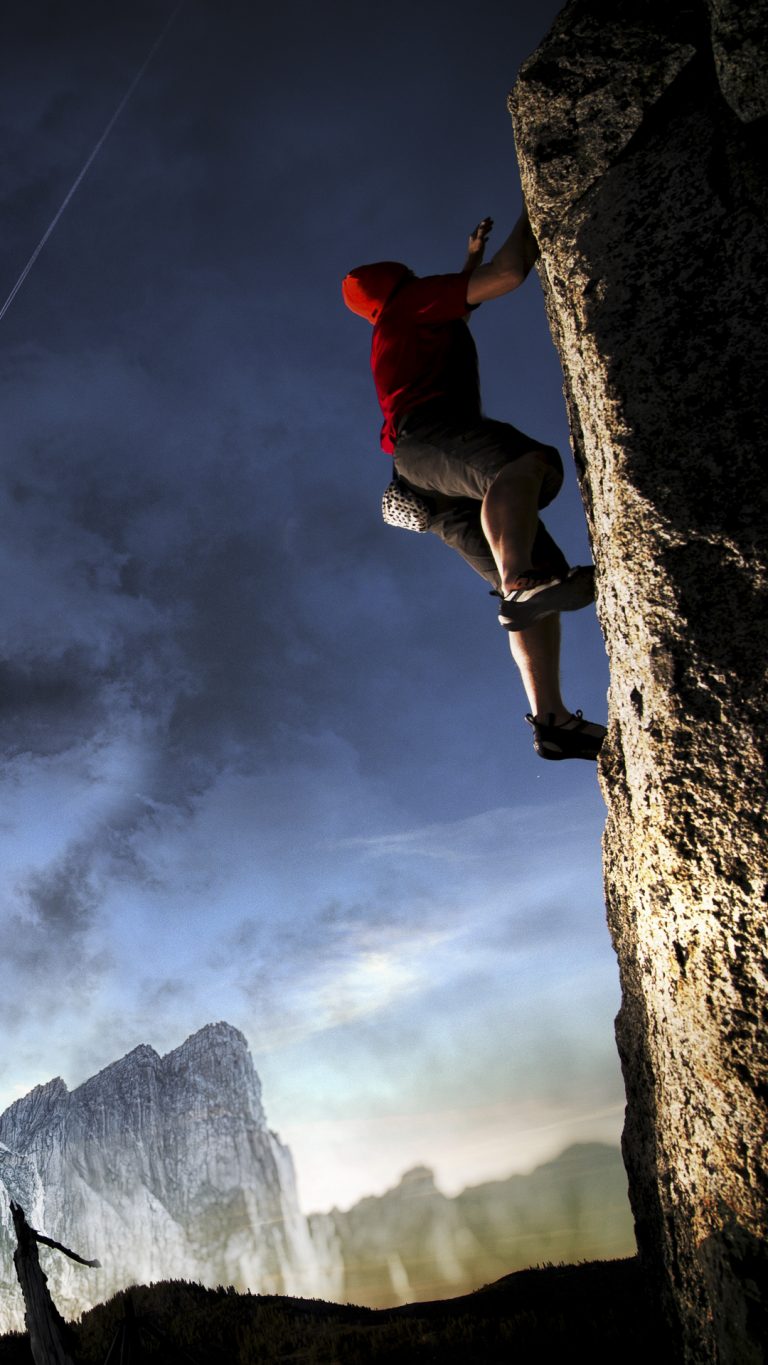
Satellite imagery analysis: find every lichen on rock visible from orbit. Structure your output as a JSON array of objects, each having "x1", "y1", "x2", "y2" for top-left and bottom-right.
[{"x1": 510, "y1": 2, "x2": 768, "y2": 1362}]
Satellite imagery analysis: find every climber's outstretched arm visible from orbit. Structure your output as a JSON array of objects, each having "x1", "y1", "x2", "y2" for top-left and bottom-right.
[{"x1": 465, "y1": 208, "x2": 539, "y2": 304}]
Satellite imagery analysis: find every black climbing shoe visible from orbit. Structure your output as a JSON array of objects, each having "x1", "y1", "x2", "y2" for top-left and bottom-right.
[
  {"x1": 497, "y1": 565, "x2": 595, "y2": 631},
  {"x1": 526, "y1": 710, "x2": 606, "y2": 761}
]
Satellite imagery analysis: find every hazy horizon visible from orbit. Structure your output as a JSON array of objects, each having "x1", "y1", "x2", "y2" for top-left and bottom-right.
[
  {"x1": 0, "y1": 1018, "x2": 626, "y2": 1216},
  {"x1": 0, "y1": 1018, "x2": 633, "y2": 1324}
]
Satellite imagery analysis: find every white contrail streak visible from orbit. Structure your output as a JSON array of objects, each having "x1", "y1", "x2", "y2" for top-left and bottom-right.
[{"x1": 0, "y1": 0, "x2": 186, "y2": 327}]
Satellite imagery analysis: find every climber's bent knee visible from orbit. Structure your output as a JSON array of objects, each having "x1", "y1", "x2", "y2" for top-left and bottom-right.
[{"x1": 394, "y1": 411, "x2": 563, "y2": 506}]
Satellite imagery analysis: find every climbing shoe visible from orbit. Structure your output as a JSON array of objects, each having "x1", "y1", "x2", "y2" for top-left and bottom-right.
[
  {"x1": 526, "y1": 710, "x2": 607, "y2": 761},
  {"x1": 497, "y1": 565, "x2": 595, "y2": 631}
]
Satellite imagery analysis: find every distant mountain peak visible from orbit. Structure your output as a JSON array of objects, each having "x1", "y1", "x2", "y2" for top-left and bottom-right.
[
  {"x1": 0, "y1": 1076, "x2": 69, "y2": 1133},
  {"x1": 398, "y1": 1165, "x2": 437, "y2": 1190},
  {"x1": 68, "y1": 1024, "x2": 251, "y2": 1099},
  {"x1": 169, "y1": 1021, "x2": 249, "y2": 1055},
  {"x1": 127, "y1": 1043, "x2": 159, "y2": 1059}
]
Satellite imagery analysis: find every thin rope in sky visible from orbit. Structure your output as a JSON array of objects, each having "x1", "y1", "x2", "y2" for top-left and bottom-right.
[{"x1": 0, "y1": 0, "x2": 187, "y2": 328}]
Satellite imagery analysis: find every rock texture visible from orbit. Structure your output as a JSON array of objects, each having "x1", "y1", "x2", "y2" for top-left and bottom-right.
[
  {"x1": 510, "y1": 3, "x2": 768, "y2": 1362},
  {"x1": 310, "y1": 1143, "x2": 634, "y2": 1308},
  {"x1": 0, "y1": 1023, "x2": 325, "y2": 1330}
]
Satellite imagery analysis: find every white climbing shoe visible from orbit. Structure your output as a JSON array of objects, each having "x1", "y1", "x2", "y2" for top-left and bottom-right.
[{"x1": 498, "y1": 565, "x2": 595, "y2": 631}]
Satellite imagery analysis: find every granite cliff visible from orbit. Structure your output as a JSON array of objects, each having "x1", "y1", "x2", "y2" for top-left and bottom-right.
[
  {"x1": 0, "y1": 1023, "x2": 324, "y2": 1329},
  {"x1": 510, "y1": 3, "x2": 767, "y2": 1361}
]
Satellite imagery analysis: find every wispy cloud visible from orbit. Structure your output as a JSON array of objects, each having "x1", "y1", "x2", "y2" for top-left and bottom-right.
[{"x1": 331, "y1": 800, "x2": 602, "y2": 863}]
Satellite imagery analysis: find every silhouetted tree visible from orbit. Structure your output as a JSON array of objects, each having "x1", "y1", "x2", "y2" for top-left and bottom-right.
[{"x1": 11, "y1": 1201, "x2": 99, "y2": 1365}]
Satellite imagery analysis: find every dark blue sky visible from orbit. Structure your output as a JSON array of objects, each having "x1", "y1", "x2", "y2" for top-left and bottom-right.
[{"x1": 0, "y1": 0, "x2": 620, "y2": 1212}]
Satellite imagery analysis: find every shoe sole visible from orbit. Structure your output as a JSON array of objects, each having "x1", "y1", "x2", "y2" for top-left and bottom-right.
[
  {"x1": 534, "y1": 738, "x2": 602, "y2": 761},
  {"x1": 499, "y1": 567, "x2": 595, "y2": 632}
]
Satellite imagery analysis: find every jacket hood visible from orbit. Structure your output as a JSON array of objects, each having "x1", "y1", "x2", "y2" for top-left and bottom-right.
[{"x1": 342, "y1": 262, "x2": 411, "y2": 323}]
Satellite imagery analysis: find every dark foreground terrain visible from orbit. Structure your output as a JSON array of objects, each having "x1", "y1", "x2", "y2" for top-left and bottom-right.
[{"x1": 0, "y1": 1256, "x2": 673, "y2": 1363}]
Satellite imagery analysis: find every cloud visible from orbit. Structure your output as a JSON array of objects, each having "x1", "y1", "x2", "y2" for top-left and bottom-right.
[
  {"x1": 331, "y1": 801, "x2": 601, "y2": 863},
  {"x1": 0, "y1": 654, "x2": 100, "y2": 757},
  {"x1": 0, "y1": 840, "x2": 111, "y2": 1050},
  {"x1": 230, "y1": 909, "x2": 460, "y2": 1047},
  {"x1": 23, "y1": 843, "x2": 97, "y2": 936}
]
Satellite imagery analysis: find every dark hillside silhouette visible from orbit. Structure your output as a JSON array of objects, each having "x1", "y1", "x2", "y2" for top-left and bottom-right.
[{"x1": 0, "y1": 1258, "x2": 672, "y2": 1364}]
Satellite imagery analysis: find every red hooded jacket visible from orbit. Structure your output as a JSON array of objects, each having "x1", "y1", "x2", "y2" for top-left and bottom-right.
[{"x1": 343, "y1": 264, "x2": 479, "y2": 452}]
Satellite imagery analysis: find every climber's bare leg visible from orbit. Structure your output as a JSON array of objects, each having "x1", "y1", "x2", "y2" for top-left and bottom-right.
[
  {"x1": 483, "y1": 457, "x2": 569, "y2": 716},
  {"x1": 507, "y1": 613, "x2": 570, "y2": 723},
  {"x1": 481, "y1": 454, "x2": 547, "y2": 592},
  {"x1": 482, "y1": 457, "x2": 566, "y2": 714}
]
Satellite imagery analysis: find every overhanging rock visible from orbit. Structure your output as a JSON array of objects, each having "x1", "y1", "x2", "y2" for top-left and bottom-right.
[{"x1": 510, "y1": 2, "x2": 767, "y2": 1362}]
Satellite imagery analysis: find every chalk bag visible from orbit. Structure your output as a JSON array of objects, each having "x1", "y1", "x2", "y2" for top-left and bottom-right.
[{"x1": 381, "y1": 477, "x2": 431, "y2": 533}]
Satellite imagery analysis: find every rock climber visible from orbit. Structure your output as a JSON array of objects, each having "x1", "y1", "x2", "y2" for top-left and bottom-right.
[{"x1": 342, "y1": 209, "x2": 606, "y2": 761}]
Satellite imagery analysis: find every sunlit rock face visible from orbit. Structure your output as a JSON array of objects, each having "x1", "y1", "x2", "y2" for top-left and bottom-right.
[
  {"x1": 510, "y1": 3, "x2": 767, "y2": 1361},
  {"x1": 0, "y1": 1023, "x2": 326, "y2": 1330}
]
